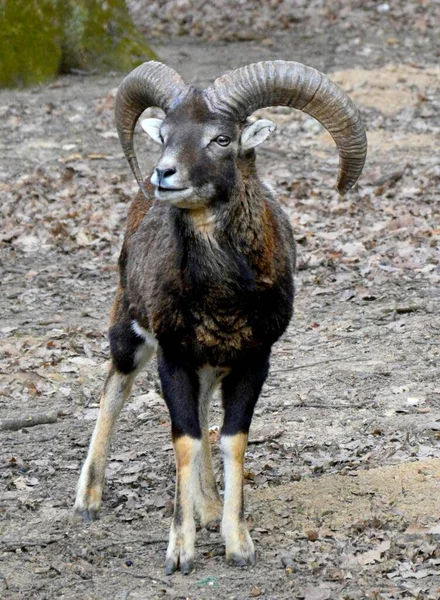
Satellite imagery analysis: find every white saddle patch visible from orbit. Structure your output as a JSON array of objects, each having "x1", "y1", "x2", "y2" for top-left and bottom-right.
[{"x1": 131, "y1": 321, "x2": 157, "y2": 347}]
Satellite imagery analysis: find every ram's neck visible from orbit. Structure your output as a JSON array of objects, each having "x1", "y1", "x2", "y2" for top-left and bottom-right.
[
  {"x1": 179, "y1": 163, "x2": 268, "y2": 250},
  {"x1": 185, "y1": 206, "x2": 218, "y2": 239},
  {"x1": 166, "y1": 163, "x2": 279, "y2": 291}
]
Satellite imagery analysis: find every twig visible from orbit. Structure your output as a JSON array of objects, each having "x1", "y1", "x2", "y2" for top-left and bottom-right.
[
  {"x1": 249, "y1": 430, "x2": 284, "y2": 445},
  {"x1": 98, "y1": 538, "x2": 223, "y2": 550},
  {"x1": 2, "y1": 537, "x2": 62, "y2": 552},
  {"x1": 117, "y1": 569, "x2": 169, "y2": 586},
  {"x1": 376, "y1": 304, "x2": 423, "y2": 315},
  {"x1": 395, "y1": 304, "x2": 422, "y2": 314},
  {"x1": 291, "y1": 402, "x2": 334, "y2": 409},
  {"x1": 271, "y1": 355, "x2": 371, "y2": 374},
  {"x1": 0, "y1": 411, "x2": 58, "y2": 431},
  {"x1": 371, "y1": 169, "x2": 404, "y2": 187},
  {"x1": 97, "y1": 538, "x2": 168, "y2": 550}
]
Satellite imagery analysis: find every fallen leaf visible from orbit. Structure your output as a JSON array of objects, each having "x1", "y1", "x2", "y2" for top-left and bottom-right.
[
  {"x1": 357, "y1": 540, "x2": 391, "y2": 565},
  {"x1": 250, "y1": 586, "x2": 263, "y2": 596},
  {"x1": 304, "y1": 585, "x2": 331, "y2": 600}
]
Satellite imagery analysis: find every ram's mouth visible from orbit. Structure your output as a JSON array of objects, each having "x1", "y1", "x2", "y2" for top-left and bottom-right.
[
  {"x1": 158, "y1": 186, "x2": 187, "y2": 192},
  {"x1": 154, "y1": 186, "x2": 194, "y2": 204}
]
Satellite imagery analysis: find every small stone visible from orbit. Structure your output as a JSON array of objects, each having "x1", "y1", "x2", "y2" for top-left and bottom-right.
[
  {"x1": 281, "y1": 555, "x2": 295, "y2": 574},
  {"x1": 306, "y1": 529, "x2": 319, "y2": 541}
]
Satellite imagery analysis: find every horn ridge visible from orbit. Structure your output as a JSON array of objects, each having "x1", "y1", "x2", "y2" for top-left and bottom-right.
[
  {"x1": 115, "y1": 61, "x2": 188, "y2": 196},
  {"x1": 205, "y1": 60, "x2": 367, "y2": 193}
]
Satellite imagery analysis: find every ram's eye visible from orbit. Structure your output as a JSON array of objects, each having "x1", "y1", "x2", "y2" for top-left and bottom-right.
[{"x1": 215, "y1": 135, "x2": 231, "y2": 147}]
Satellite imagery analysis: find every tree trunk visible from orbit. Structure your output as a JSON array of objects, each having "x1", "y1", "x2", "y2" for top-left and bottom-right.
[{"x1": 0, "y1": 0, "x2": 157, "y2": 88}]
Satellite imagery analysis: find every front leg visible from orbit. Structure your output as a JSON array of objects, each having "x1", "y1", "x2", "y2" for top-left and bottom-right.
[
  {"x1": 166, "y1": 435, "x2": 201, "y2": 575},
  {"x1": 158, "y1": 349, "x2": 202, "y2": 575},
  {"x1": 75, "y1": 320, "x2": 155, "y2": 520},
  {"x1": 221, "y1": 349, "x2": 270, "y2": 567}
]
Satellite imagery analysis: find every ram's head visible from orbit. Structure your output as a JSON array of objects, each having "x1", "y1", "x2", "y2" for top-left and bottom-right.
[{"x1": 115, "y1": 61, "x2": 367, "y2": 208}]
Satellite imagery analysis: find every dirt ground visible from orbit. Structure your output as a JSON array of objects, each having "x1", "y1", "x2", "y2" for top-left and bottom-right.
[{"x1": 1, "y1": 2, "x2": 439, "y2": 599}]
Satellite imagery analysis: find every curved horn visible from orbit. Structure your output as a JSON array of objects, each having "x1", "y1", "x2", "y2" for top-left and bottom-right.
[
  {"x1": 115, "y1": 61, "x2": 188, "y2": 196},
  {"x1": 204, "y1": 60, "x2": 367, "y2": 193}
]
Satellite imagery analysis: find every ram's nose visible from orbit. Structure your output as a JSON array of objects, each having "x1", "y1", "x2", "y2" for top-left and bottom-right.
[
  {"x1": 151, "y1": 167, "x2": 176, "y2": 188},
  {"x1": 156, "y1": 167, "x2": 176, "y2": 183}
]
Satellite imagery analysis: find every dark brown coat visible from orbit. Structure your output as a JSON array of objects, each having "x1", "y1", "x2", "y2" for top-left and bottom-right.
[{"x1": 115, "y1": 156, "x2": 295, "y2": 368}]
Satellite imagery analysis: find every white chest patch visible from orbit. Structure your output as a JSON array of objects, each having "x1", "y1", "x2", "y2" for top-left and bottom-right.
[{"x1": 189, "y1": 208, "x2": 218, "y2": 242}]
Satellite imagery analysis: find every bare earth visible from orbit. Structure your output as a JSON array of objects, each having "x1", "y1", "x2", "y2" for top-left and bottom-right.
[{"x1": 1, "y1": 3, "x2": 439, "y2": 599}]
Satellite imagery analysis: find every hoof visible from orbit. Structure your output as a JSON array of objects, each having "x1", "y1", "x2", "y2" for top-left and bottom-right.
[
  {"x1": 223, "y1": 521, "x2": 256, "y2": 568},
  {"x1": 164, "y1": 557, "x2": 177, "y2": 576},
  {"x1": 181, "y1": 558, "x2": 195, "y2": 575},
  {"x1": 226, "y1": 551, "x2": 256, "y2": 568},
  {"x1": 74, "y1": 471, "x2": 103, "y2": 522},
  {"x1": 164, "y1": 557, "x2": 194, "y2": 576},
  {"x1": 204, "y1": 518, "x2": 221, "y2": 532},
  {"x1": 165, "y1": 519, "x2": 196, "y2": 576},
  {"x1": 76, "y1": 507, "x2": 99, "y2": 522},
  {"x1": 197, "y1": 500, "x2": 223, "y2": 529}
]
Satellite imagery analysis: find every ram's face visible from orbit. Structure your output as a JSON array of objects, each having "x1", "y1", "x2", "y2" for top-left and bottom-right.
[{"x1": 141, "y1": 90, "x2": 275, "y2": 209}]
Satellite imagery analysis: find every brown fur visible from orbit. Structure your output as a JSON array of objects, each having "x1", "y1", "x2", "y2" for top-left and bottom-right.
[
  {"x1": 174, "y1": 435, "x2": 197, "y2": 468},
  {"x1": 126, "y1": 182, "x2": 155, "y2": 235},
  {"x1": 116, "y1": 159, "x2": 294, "y2": 365}
]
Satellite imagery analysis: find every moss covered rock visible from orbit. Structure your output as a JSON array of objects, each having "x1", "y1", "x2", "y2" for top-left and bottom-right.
[
  {"x1": 61, "y1": 0, "x2": 157, "y2": 74},
  {"x1": 0, "y1": 1, "x2": 62, "y2": 88},
  {"x1": 0, "y1": 0, "x2": 157, "y2": 88}
]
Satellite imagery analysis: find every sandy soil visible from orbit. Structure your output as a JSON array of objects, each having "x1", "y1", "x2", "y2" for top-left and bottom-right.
[{"x1": 1, "y1": 4, "x2": 439, "y2": 599}]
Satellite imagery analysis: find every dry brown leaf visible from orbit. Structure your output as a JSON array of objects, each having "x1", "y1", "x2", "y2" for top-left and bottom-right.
[{"x1": 357, "y1": 540, "x2": 391, "y2": 565}]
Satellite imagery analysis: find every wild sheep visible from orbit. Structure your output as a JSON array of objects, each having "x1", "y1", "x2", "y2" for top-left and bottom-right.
[{"x1": 74, "y1": 60, "x2": 367, "y2": 574}]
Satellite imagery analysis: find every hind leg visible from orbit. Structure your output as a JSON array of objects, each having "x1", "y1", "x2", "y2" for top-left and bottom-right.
[
  {"x1": 194, "y1": 366, "x2": 223, "y2": 528},
  {"x1": 74, "y1": 365, "x2": 136, "y2": 519},
  {"x1": 75, "y1": 293, "x2": 156, "y2": 520}
]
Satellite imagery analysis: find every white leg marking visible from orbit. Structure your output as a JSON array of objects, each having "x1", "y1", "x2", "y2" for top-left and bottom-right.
[
  {"x1": 221, "y1": 433, "x2": 255, "y2": 566},
  {"x1": 165, "y1": 436, "x2": 202, "y2": 575}
]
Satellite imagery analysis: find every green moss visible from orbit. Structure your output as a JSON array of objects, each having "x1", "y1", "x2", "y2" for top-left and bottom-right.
[
  {"x1": 60, "y1": 0, "x2": 157, "y2": 73},
  {"x1": 0, "y1": 0, "x2": 62, "y2": 88},
  {"x1": 0, "y1": 0, "x2": 157, "y2": 89}
]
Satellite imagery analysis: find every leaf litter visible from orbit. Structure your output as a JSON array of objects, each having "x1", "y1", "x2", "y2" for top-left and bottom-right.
[{"x1": 1, "y1": 2, "x2": 440, "y2": 598}]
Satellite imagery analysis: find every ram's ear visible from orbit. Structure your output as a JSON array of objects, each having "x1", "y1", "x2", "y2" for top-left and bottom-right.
[
  {"x1": 240, "y1": 119, "x2": 276, "y2": 151},
  {"x1": 140, "y1": 118, "x2": 164, "y2": 144}
]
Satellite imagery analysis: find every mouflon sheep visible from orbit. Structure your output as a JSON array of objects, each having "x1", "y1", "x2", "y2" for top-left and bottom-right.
[{"x1": 75, "y1": 60, "x2": 367, "y2": 574}]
